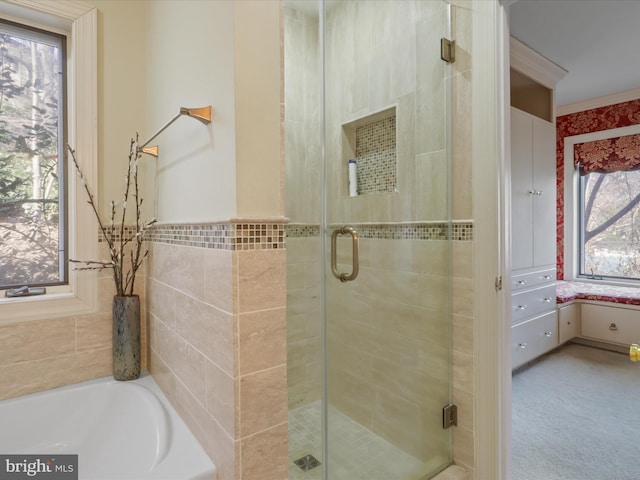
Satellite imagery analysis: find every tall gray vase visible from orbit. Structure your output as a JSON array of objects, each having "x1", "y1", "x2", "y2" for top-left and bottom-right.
[{"x1": 112, "y1": 295, "x2": 141, "y2": 381}]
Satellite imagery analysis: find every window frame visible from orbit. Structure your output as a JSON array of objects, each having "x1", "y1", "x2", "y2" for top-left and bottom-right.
[
  {"x1": 0, "y1": 0, "x2": 99, "y2": 324},
  {"x1": 563, "y1": 123, "x2": 640, "y2": 285},
  {"x1": 0, "y1": 17, "x2": 68, "y2": 289}
]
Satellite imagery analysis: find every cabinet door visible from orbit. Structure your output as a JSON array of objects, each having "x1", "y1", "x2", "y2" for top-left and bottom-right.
[
  {"x1": 558, "y1": 303, "x2": 580, "y2": 344},
  {"x1": 532, "y1": 117, "x2": 556, "y2": 267},
  {"x1": 511, "y1": 108, "x2": 534, "y2": 270}
]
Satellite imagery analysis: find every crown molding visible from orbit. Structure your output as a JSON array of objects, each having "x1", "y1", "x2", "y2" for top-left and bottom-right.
[
  {"x1": 556, "y1": 86, "x2": 640, "y2": 117},
  {"x1": 510, "y1": 36, "x2": 568, "y2": 89}
]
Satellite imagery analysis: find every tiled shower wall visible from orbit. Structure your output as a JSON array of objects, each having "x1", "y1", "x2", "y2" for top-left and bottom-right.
[
  {"x1": 285, "y1": 0, "x2": 475, "y2": 476},
  {"x1": 147, "y1": 222, "x2": 288, "y2": 480}
]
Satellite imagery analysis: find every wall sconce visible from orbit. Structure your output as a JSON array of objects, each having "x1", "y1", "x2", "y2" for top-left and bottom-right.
[{"x1": 139, "y1": 106, "x2": 212, "y2": 157}]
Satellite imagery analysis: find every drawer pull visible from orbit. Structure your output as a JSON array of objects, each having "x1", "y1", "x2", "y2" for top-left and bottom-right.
[
  {"x1": 518, "y1": 342, "x2": 527, "y2": 349},
  {"x1": 543, "y1": 297, "x2": 552, "y2": 303},
  {"x1": 544, "y1": 331, "x2": 552, "y2": 337},
  {"x1": 516, "y1": 305, "x2": 527, "y2": 311},
  {"x1": 610, "y1": 323, "x2": 618, "y2": 331},
  {"x1": 543, "y1": 275, "x2": 552, "y2": 280},
  {"x1": 517, "y1": 280, "x2": 526, "y2": 286}
]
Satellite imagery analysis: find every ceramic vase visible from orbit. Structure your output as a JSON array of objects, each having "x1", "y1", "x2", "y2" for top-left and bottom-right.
[{"x1": 112, "y1": 295, "x2": 141, "y2": 381}]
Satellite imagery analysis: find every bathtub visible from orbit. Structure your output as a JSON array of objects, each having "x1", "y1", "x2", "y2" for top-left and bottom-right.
[{"x1": 0, "y1": 373, "x2": 216, "y2": 479}]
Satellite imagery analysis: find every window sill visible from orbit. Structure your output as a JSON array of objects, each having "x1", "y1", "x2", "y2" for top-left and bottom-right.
[{"x1": 0, "y1": 280, "x2": 98, "y2": 325}]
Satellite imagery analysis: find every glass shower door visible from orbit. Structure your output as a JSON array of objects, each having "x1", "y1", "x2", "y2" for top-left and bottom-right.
[
  {"x1": 323, "y1": 1, "x2": 452, "y2": 479},
  {"x1": 284, "y1": 1, "x2": 453, "y2": 479}
]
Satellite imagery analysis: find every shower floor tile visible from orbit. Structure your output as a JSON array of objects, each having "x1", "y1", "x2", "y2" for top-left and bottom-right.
[{"x1": 288, "y1": 401, "x2": 437, "y2": 480}]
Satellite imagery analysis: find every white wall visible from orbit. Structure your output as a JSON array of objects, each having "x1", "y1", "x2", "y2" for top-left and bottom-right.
[{"x1": 145, "y1": 0, "x2": 237, "y2": 223}]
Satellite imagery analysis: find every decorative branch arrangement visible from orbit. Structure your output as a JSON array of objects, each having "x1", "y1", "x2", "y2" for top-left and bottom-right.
[{"x1": 67, "y1": 135, "x2": 156, "y2": 296}]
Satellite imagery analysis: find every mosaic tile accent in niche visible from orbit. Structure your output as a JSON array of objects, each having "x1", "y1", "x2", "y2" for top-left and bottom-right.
[
  {"x1": 286, "y1": 222, "x2": 473, "y2": 241},
  {"x1": 145, "y1": 223, "x2": 285, "y2": 250},
  {"x1": 354, "y1": 115, "x2": 397, "y2": 195}
]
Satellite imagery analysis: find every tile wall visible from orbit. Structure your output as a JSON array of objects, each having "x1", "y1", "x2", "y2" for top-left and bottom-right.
[
  {"x1": 0, "y1": 239, "x2": 147, "y2": 401},
  {"x1": 285, "y1": 0, "x2": 475, "y2": 477},
  {"x1": 147, "y1": 222, "x2": 288, "y2": 480}
]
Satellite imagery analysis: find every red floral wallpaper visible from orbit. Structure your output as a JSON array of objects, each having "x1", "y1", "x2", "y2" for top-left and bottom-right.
[
  {"x1": 575, "y1": 133, "x2": 640, "y2": 174},
  {"x1": 556, "y1": 99, "x2": 640, "y2": 279}
]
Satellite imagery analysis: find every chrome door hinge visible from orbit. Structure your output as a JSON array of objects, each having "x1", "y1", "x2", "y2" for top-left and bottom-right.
[
  {"x1": 495, "y1": 275, "x2": 503, "y2": 292},
  {"x1": 441, "y1": 37, "x2": 456, "y2": 63},
  {"x1": 442, "y1": 404, "x2": 458, "y2": 429}
]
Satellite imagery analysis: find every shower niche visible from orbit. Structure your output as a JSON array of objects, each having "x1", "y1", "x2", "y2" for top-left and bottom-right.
[{"x1": 341, "y1": 106, "x2": 397, "y2": 197}]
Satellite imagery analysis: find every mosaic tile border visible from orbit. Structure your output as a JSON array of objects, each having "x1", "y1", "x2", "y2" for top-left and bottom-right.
[
  {"x1": 143, "y1": 223, "x2": 286, "y2": 250},
  {"x1": 286, "y1": 222, "x2": 473, "y2": 241},
  {"x1": 97, "y1": 225, "x2": 140, "y2": 243}
]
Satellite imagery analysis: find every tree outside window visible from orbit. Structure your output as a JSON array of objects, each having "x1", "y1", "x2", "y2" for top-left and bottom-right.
[
  {"x1": 0, "y1": 20, "x2": 66, "y2": 288},
  {"x1": 578, "y1": 134, "x2": 640, "y2": 280}
]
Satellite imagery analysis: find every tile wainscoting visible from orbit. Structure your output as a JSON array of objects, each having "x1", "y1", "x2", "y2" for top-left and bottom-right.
[{"x1": 147, "y1": 220, "x2": 288, "y2": 480}]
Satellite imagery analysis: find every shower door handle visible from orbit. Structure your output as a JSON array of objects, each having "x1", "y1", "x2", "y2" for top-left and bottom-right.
[{"x1": 331, "y1": 226, "x2": 359, "y2": 282}]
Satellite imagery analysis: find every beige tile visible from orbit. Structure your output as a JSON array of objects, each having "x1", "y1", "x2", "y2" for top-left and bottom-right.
[
  {"x1": 0, "y1": 318, "x2": 75, "y2": 366},
  {"x1": 76, "y1": 313, "x2": 112, "y2": 352},
  {"x1": 452, "y1": 349, "x2": 473, "y2": 394},
  {"x1": 453, "y1": 240, "x2": 473, "y2": 279},
  {"x1": 372, "y1": 387, "x2": 447, "y2": 460},
  {"x1": 452, "y1": 313, "x2": 473, "y2": 355},
  {"x1": 238, "y1": 249, "x2": 286, "y2": 313},
  {"x1": 206, "y1": 360, "x2": 236, "y2": 438},
  {"x1": 327, "y1": 368, "x2": 374, "y2": 430},
  {"x1": 173, "y1": 291, "x2": 235, "y2": 375},
  {"x1": 204, "y1": 248, "x2": 235, "y2": 314},
  {"x1": 239, "y1": 307, "x2": 286, "y2": 375},
  {"x1": 453, "y1": 277, "x2": 473, "y2": 318},
  {"x1": 99, "y1": 277, "x2": 117, "y2": 314},
  {"x1": 453, "y1": 425, "x2": 474, "y2": 470},
  {"x1": 0, "y1": 348, "x2": 111, "y2": 400},
  {"x1": 451, "y1": 69, "x2": 472, "y2": 220},
  {"x1": 240, "y1": 422, "x2": 288, "y2": 480},
  {"x1": 239, "y1": 365, "x2": 287, "y2": 437},
  {"x1": 175, "y1": 381, "x2": 236, "y2": 480},
  {"x1": 154, "y1": 319, "x2": 207, "y2": 404},
  {"x1": 452, "y1": 387, "x2": 474, "y2": 432},
  {"x1": 149, "y1": 350, "x2": 176, "y2": 407},
  {"x1": 150, "y1": 243, "x2": 205, "y2": 301},
  {"x1": 148, "y1": 278, "x2": 176, "y2": 328}
]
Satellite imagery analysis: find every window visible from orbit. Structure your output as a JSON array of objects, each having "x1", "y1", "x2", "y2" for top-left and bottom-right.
[
  {"x1": 569, "y1": 128, "x2": 640, "y2": 282},
  {"x1": 0, "y1": 2, "x2": 98, "y2": 324},
  {"x1": 0, "y1": 19, "x2": 67, "y2": 289},
  {"x1": 580, "y1": 169, "x2": 640, "y2": 280}
]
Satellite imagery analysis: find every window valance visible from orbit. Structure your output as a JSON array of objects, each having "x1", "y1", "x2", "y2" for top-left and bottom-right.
[{"x1": 574, "y1": 133, "x2": 640, "y2": 175}]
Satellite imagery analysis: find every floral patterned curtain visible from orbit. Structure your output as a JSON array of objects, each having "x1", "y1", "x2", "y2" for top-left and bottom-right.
[{"x1": 574, "y1": 133, "x2": 640, "y2": 175}]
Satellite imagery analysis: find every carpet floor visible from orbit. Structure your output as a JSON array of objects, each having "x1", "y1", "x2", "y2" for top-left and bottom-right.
[{"x1": 512, "y1": 342, "x2": 640, "y2": 480}]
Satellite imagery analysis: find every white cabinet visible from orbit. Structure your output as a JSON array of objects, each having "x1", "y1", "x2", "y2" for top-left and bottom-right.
[
  {"x1": 581, "y1": 303, "x2": 640, "y2": 346},
  {"x1": 558, "y1": 303, "x2": 580, "y2": 344},
  {"x1": 512, "y1": 311, "x2": 558, "y2": 370},
  {"x1": 511, "y1": 107, "x2": 556, "y2": 271},
  {"x1": 510, "y1": 107, "x2": 557, "y2": 369}
]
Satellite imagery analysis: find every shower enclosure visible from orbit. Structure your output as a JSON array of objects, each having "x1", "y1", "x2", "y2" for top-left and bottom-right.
[{"x1": 285, "y1": 1, "x2": 454, "y2": 478}]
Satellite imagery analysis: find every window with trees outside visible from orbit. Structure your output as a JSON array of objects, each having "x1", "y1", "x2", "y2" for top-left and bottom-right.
[
  {"x1": 0, "y1": 20, "x2": 66, "y2": 289},
  {"x1": 577, "y1": 133, "x2": 640, "y2": 280}
]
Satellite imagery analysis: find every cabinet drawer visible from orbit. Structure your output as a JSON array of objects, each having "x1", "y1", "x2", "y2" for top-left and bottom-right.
[
  {"x1": 511, "y1": 284, "x2": 556, "y2": 325},
  {"x1": 581, "y1": 303, "x2": 640, "y2": 345},
  {"x1": 512, "y1": 311, "x2": 558, "y2": 370},
  {"x1": 512, "y1": 268, "x2": 556, "y2": 292}
]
